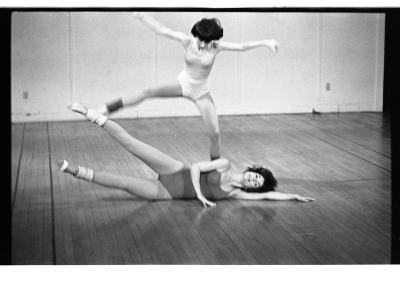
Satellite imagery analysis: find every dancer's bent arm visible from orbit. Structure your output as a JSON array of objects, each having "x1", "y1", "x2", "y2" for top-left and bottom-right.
[
  {"x1": 190, "y1": 158, "x2": 230, "y2": 208},
  {"x1": 216, "y1": 39, "x2": 279, "y2": 53},
  {"x1": 133, "y1": 12, "x2": 191, "y2": 45},
  {"x1": 231, "y1": 191, "x2": 315, "y2": 202}
]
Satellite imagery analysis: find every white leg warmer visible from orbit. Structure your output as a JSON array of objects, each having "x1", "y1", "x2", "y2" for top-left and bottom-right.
[
  {"x1": 70, "y1": 102, "x2": 108, "y2": 127},
  {"x1": 86, "y1": 108, "x2": 108, "y2": 127},
  {"x1": 76, "y1": 166, "x2": 94, "y2": 182},
  {"x1": 59, "y1": 160, "x2": 94, "y2": 182}
]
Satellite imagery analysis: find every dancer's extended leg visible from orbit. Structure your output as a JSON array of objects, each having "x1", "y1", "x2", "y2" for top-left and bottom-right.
[
  {"x1": 97, "y1": 84, "x2": 183, "y2": 115},
  {"x1": 102, "y1": 119, "x2": 184, "y2": 175},
  {"x1": 58, "y1": 160, "x2": 172, "y2": 199},
  {"x1": 96, "y1": 84, "x2": 222, "y2": 160},
  {"x1": 194, "y1": 94, "x2": 221, "y2": 160},
  {"x1": 70, "y1": 102, "x2": 184, "y2": 175}
]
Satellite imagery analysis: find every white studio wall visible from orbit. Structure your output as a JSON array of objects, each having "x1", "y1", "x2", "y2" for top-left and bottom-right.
[
  {"x1": 12, "y1": 12, "x2": 71, "y2": 121},
  {"x1": 319, "y1": 13, "x2": 385, "y2": 112},
  {"x1": 11, "y1": 12, "x2": 385, "y2": 123},
  {"x1": 238, "y1": 13, "x2": 321, "y2": 114}
]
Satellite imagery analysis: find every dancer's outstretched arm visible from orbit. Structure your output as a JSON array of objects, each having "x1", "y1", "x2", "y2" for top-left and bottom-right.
[
  {"x1": 133, "y1": 12, "x2": 191, "y2": 45},
  {"x1": 231, "y1": 190, "x2": 315, "y2": 202},
  {"x1": 216, "y1": 39, "x2": 279, "y2": 53},
  {"x1": 190, "y1": 158, "x2": 230, "y2": 208}
]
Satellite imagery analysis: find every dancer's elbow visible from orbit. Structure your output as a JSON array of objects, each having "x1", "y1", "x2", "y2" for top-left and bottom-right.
[
  {"x1": 190, "y1": 163, "x2": 201, "y2": 174},
  {"x1": 239, "y1": 45, "x2": 248, "y2": 51}
]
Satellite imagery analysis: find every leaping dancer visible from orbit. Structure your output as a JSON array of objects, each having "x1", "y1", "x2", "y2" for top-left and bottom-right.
[{"x1": 97, "y1": 12, "x2": 279, "y2": 160}]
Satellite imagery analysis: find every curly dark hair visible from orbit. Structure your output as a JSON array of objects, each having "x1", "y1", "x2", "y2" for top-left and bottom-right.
[
  {"x1": 191, "y1": 18, "x2": 223, "y2": 43},
  {"x1": 240, "y1": 165, "x2": 278, "y2": 193}
]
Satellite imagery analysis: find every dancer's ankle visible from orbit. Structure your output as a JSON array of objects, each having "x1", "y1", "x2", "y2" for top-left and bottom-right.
[
  {"x1": 86, "y1": 108, "x2": 108, "y2": 127},
  {"x1": 69, "y1": 102, "x2": 107, "y2": 127},
  {"x1": 76, "y1": 166, "x2": 94, "y2": 182},
  {"x1": 58, "y1": 160, "x2": 94, "y2": 182},
  {"x1": 210, "y1": 155, "x2": 221, "y2": 161}
]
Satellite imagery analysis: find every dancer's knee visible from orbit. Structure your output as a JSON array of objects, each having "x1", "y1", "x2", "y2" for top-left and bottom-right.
[
  {"x1": 210, "y1": 129, "x2": 220, "y2": 142},
  {"x1": 142, "y1": 86, "x2": 156, "y2": 98}
]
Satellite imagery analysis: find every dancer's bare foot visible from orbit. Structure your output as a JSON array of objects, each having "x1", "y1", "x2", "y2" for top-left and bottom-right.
[
  {"x1": 57, "y1": 160, "x2": 78, "y2": 176},
  {"x1": 68, "y1": 102, "x2": 108, "y2": 127},
  {"x1": 68, "y1": 102, "x2": 88, "y2": 116}
]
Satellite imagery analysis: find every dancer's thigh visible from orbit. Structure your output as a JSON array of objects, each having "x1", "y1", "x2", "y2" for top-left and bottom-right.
[{"x1": 146, "y1": 83, "x2": 184, "y2": 98}]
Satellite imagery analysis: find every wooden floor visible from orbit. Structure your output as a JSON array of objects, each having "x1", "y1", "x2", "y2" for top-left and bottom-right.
[{"x1": 11, "y1": 112, "x2": 391, "y2": 264}]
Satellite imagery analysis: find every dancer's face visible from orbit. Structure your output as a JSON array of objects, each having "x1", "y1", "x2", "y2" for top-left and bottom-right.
[{"x1": 242, "y1": 171, "x2": 264, "y2": 189}]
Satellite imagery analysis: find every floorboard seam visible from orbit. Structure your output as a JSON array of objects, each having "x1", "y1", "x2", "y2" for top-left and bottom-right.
[
  {"x1": 12, "y1": 123, "x2": 26, "y2": 216},
  {"x1": 46, "y1": 122, "x2": 57, "y2": 265},
  {"x1": 305, "y1": 116, "x2": 390, "y2": 158},
  {"x1": 314, "y1": 137, "x2": 390, "y2": 172},
  {"x1": 276, "y1": 115, "x2": 391, "y2": 172}
]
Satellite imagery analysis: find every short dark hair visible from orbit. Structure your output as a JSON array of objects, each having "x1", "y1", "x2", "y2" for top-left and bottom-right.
[
  {"x1": 241, "y1": 165, "x2": 278, "y2": 193},
  {"x1": 191, "y1": 18, "x2": 223, "y2": 43}
]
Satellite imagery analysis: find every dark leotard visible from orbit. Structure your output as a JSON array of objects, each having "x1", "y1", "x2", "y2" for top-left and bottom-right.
[{"x1": 158, "y1": 164, "x2": 234, "y2": 199}]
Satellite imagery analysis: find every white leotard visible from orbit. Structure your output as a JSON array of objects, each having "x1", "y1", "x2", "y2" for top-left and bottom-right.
[{"x1": 178, "y1": 37, "x2": 218, "y2": 100}]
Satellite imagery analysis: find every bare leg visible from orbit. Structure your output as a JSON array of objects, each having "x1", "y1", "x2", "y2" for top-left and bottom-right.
[
  {"x1": 98, "y1": 83, "x2": 183, "y2": 115},
  {"x1": 92, "y1": 172, "x2": 171, "y2": 199},
  {"x1": 97, "y1": 84, "x2": 222, "y2": 160},
  {"x1": 194, "y1": 94, "x2": 221, "y2": 159},
  {"x1": 70, "y1": 103, "x2": 184, "y2": 175},
  {"x1": 102, "y1": 119, "x2": 184, "y2": 175},
  {"x1": 57, "y1": 161, "x2": 171, "y2": 199}
]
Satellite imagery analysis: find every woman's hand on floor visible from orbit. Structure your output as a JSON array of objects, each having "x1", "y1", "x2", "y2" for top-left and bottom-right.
[{"x1": 197, "y1": 195, "x2": 216, "y2": 208}]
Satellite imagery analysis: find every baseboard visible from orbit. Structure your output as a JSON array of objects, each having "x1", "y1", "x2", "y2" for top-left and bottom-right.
[{"x1": 11, "y1": 103, "x2": 382, "y2": 123}]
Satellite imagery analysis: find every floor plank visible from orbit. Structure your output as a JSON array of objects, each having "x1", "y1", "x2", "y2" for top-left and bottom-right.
[
  {"x1": 279, "y1": 114, "x2": 391, "y2": 171},
  {"x1": 12, "y1": 123, "x2": 53, "y2": 264},
  {"x1": 11, "y1": 124, "x2": 25, "y2": 208},
  {"x1": 11, "y1": 113, "x2": 391, "y2": 264}
]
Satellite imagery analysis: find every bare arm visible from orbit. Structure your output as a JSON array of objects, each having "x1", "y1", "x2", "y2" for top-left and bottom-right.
[
  {"x1": 231, "y1": 191, "x2": 315, "y2": 202},
  {"x1": 190, "y1": 158, "x2": 231, "y2": 208},
  {"x1": 216, "y1": 39, "x2": 279, "y2": 53},
  {"x1": 133, "y1": 12, "x2": 191, "y2": 45}
]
